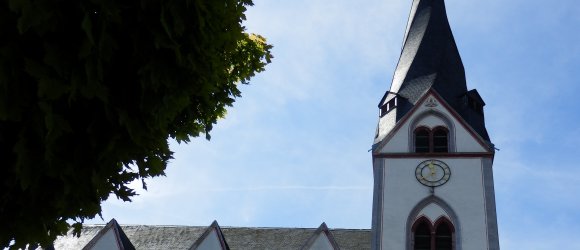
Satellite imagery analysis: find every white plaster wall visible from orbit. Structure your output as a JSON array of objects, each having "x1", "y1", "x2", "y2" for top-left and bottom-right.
[
  {"x1": 380, "y1": 158, "x2": 429, "y2": 249},
  {"x1": 416, "y1": 115, "x2": 446, "y2": 129},
  {"x1": 382, "y1": 122, "x2": 408, "y2": 153},
  {"x1": 377, "y1": 110, "x2": 398, "y2": 143},
  {"x1": 380, "y1": 157, "x2": 489, "y2": 250},
  {"x1": 379, "y1": 94, "x2": 488, "y2": 154},
  {"x1": 416, "y1": 202, "x2": 448, "y2": 223},
  {"x1": 455, "y1": 123, "x2": 487, "y2": 152},
  {"x1": 307, "y1": 233, "x2": 335, "y2": 250},
  {"x1": 90, "y1": 229, "x2": 120, "y2": 250},
  {"x1": 196, "y1": 229, "x2": 222, "y2": 250}
]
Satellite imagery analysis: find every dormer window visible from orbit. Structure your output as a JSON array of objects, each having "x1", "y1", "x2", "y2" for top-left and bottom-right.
[
  {"x1": 414, "y1": 126, "x2": 448, "y2": 153},
  {"x1": 467, "y1": 97, "x2": 483, "y2": 115},
  {"x1": 464, "y1": 89, "x2": 485, "y2": 116},
  {"x1": 380, "y1": 97, "x2": 398, "y2": 117}
]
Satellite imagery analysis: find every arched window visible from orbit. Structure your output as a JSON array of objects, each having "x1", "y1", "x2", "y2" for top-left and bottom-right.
[
  {"x1": 412, "y1": 217, "x2": 455, "y2": 250},
  {"x1": 413, "y1": 126, "x2": 449, "y2": 153},
  {"x1": 432, "y1": 127, "x2": 448, "y2": 153},
  {"x1": 435, "y1": 222, "x2": 453, "y2": 250},
  {"x1": 414, "y1": 220, "x2": 432, "y2": 250},
  {"x1": 414, "y1": 127, "x2": 430, "y2": 153}
]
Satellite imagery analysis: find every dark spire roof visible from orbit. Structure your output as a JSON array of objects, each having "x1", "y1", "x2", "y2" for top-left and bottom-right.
[{"x1": 379, "y1": 0, "x2": 489, "y2": 141}]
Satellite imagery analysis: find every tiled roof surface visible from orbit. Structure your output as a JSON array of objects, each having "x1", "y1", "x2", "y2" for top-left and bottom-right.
[
  {"x1": 51, "y1": 225, "x2": 205, "y2": 250},
  {"x1": 50, "y1": 224, "x2": 371, "y2": 250}
]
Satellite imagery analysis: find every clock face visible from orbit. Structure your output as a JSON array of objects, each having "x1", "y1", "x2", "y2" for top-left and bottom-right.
[{"x1": 415, "y1": 160, "x2": 451, "y2": 187}]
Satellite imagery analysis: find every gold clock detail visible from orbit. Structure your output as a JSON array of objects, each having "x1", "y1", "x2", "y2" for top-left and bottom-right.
[{"x1": 415, "y1": 160, "x2": 451, "y2": 187}]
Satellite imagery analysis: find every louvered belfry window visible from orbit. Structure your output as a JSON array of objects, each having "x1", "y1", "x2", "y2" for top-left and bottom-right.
[
  {"x1": 414, "y1": 126, "x2": 448, "y2": 153},
  {"x1": 432, "y1": 127, "x2": 448, "y2": 152},
  {"x1": 414, "y1": 127, "x2": 431, "y2": 153}
]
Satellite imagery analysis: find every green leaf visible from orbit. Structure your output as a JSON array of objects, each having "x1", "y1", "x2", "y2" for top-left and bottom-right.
[
  {"x1": 81, "y1": 14, "x2": 95, "y2": 45},
  {"x1": 0, "y1": 0, "x2": 272, "y2": 247}
]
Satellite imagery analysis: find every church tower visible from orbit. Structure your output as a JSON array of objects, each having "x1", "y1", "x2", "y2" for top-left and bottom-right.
[{"x1": 370, "y1": 0, "x2": 499, "y2": 249}]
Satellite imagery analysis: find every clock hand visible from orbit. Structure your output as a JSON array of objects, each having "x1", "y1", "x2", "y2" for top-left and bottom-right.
[{"x1": 428, "y1": 162, "x2": 436, "y2": 177}]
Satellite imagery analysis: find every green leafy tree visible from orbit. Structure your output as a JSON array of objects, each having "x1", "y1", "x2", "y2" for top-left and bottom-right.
[{"x1": 0, "y1": 0, "x2": 272, "y2": 248}]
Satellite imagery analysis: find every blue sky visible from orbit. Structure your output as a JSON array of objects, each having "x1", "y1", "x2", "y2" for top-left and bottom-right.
[{"x1": 89, "y1": 0, "x2": 580, "y2": 249}]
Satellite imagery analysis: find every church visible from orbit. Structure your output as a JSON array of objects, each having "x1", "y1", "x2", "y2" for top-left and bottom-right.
[{"x1": 49, "y1": 0, "x2": 499, "y2": 249}]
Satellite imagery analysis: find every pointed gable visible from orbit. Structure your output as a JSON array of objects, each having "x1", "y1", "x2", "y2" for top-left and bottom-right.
[
  {"x1": 189, "y1": 221, "x2": 229, "y2": 250},
  {"x1": 82, "y1": 219, "x2": 135, "y2": 250},
  {"x1": 376, "y1": 89, "x2": 491, "y2": 154},
  {"x1": 300, "y1": 223, "x2": 340, "y2": 250},
  {"x1": 377, "y1": 0, "x2": 489, "y2": 142}
]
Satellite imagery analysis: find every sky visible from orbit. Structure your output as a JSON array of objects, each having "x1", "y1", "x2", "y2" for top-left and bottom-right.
[{"x1": 88, "y1": 0, "x2": 580, "y2": 249}]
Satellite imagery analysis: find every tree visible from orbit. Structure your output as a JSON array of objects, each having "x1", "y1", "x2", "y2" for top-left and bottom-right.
[{"x1": 0, "y1": 0, "x2": 272, "y2": 248}]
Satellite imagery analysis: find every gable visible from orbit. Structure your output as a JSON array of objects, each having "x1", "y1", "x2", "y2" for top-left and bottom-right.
[
  {"x1": 375, "y1": 89, "x2": 491, "y2": 154},
  {"x1": 189, "y1": 221, "x2": 229, "y2": 250},
  {"x1": 82, "y1": 219, "x2": 135, "y2": 250},
  {"x1": 307, "y1": 234, "x2": 335, "y2": 250},
  {"x1": 301, "y1": 223, "x2": 340, "y2": 250},
  {"x1": 88, "y1": 229, "x2": 121, "y2": 250},
  {"x1": 195, "y1": 229, "x2": 223, "y2": 250}
]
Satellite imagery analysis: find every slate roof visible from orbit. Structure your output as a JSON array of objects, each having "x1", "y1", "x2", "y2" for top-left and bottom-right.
[
  {"x1": 379, "y1": 0, "x2": 490, "y2": 141},
  {"x1": 50, "y1": 225, "x2": 206, "y2": 250},
  {"x1": 49, "y1": 223, "x2": 371, "y2": 250}
]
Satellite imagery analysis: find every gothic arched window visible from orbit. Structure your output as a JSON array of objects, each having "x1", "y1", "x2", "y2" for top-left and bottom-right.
[
  {"x1": 435, "y1": 221, "x2": 453, "y2": 250},
  {"x1": 413, "y1": 219, "x2": 432, "y2": 250},
  {"x1": 413, "y1": 126, "x2": 449, "y2": 153},
  {"x1": 412, "y1": 217, "x2": 455, "y2": 250}
]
